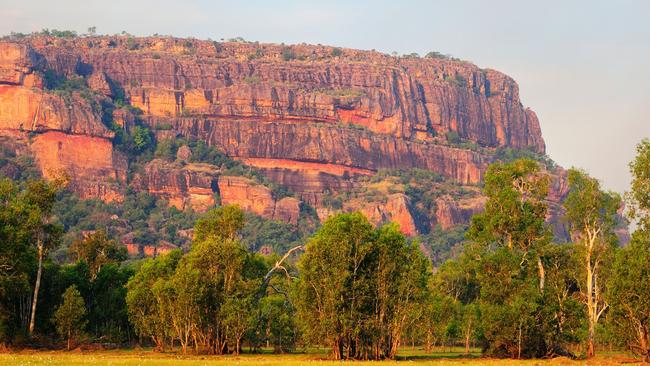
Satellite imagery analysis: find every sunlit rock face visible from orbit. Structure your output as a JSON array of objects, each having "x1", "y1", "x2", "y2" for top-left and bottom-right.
[{"x1": 0, "y1": 36, "x2": 570, "y2": 235}]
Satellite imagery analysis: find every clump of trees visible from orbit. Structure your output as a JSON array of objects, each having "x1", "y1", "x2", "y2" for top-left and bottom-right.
[
  {"x1": 2, "y1": 139, "x2": 650, "y2": 362},
  {"x1": 430, "y1": 158, "x2": 626, "y2": 359},
  {"x1": 0, "y1": 178, "x2": 134, "y2": 347},
  {"x1": 294, "y1": 213, "x2": 430, "y2": 360},
  {"x1": 126, "y1": 205, "x2": 298, "y2": 354}
]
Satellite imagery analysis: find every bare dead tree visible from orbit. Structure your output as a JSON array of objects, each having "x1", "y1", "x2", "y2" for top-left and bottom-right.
[{"x1": 257, "y1": 245, "x2": 304, "y2": 300}]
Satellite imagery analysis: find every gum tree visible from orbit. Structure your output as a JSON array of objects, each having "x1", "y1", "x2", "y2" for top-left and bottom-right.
[{"x1": 564, "y1": 168, "x2": 620, "y2": 358}]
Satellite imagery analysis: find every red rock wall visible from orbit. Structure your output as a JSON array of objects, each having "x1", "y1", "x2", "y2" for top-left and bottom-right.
[
  {"x1": 30, "y1": 131, "x2": 126, "y2": 202},
  {"x1": 0, "y1": 36, "x2": 559, "y2": 236}
]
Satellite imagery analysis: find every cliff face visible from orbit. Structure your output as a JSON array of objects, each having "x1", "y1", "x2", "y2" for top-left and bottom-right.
[
  {"x1": 132, "y1": 159, "x2": 301, "y2": 224},
  {"x1": 0, "y1": 41, "x2": 126, "y2": 202},
  {"x1": 0, "y1": 35, "x2": 556, "y2": 238}
]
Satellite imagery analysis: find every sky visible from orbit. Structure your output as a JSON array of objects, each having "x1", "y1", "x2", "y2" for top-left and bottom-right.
[{"x1": 1, "y1": 0, "x2": 648, "y2": 194}]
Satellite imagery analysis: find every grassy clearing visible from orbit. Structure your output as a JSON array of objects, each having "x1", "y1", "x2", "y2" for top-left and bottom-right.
[{"x1": 0, "y1": 348, "x2": 643, "y2": 366}]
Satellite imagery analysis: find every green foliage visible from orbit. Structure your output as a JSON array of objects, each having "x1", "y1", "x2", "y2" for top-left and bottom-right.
[
  {"x1": 127, "y1": 206, "x2": 279, "y2": 354},
  {"x1": 294, "y1": 214, "x2": 431, "y2": 359},
  {"x1": 132, "y1": 126, "x2": 153, "y2": 152},
  {"x1": 150, "y1": 138, "x2": 293, "y2": 199},
  {"x1": 425, "y1": 51, "x2": 460, "y2": 61},
  {"x1": 494, "y1": 147, "x2": 556, "y2": 170},
  {"x1": 606, "y1": 140, "x2": 650, "y2": 361},
  {"x1": 247, "y1": 47, "x2": 265, "y2": 60},
  {"x1": 256, "y1": 293, "x2": 299, "y2": 353},
  {"x1": 564, "y1": 169, "x2": 620, "y2": 357},
  {"x1": 564, "y1": 170, "x2": 621, "y2": 263},
  {"x1": 320, "y1": 192, "x2": 343, "y2": 210},
  {"x1": 53, "y1": 190, "x2": 198, "y2": 248},
  {"x1": 154, "y1": 122, "x2": 173, "y2": 130},
  {"x1": 39, "y1": 29, "x2": 78, "y2": 38},
  {"x1": 43, "y1": 71, "x2": 87, "y2": 92},
  {"x1": 445, "y1": 74, "x2": 468, "y2": 87},
  {"x1": 86, "y1": 263, "x2": 134, "y2": 342},
  {"x1": 227, "y1": 36, "x2": 247, "y2": 43},
  {"x1": 453, "y1": 160, "x2": 585, "y2": 358},
  {"x1": 126, "y1": 249, "x2": 182, "y2": 351},
  {"x1": 628, "y1": 139, "x2": 650, "y2": 222},
  {"x1": 446, "y1": 130, "x2": 461, "y2": 144},
  {"x1": 153, "y1": 138, "x2": 178, "y2": 160},
  {"x1": 53, "y1": 285, "x2": 87, "y2": 350},
  {"x1": 240, "y1": 213, "x2": 303, "y2": 253},
  {"x1": 68, "y1": 230, "x2": 127, "y2": 279},
  {"x1": 126, "y1": 37, "x2": 139, "y2": 50},
  {"x1": 608, "y1": 227, "x2": 650, "y2": 361},
  {"x1": 0, "y1": 144, "x2": 39, "y2": 182},
  {"x1": 194, "y1": 205, "x2": 245, "y2": 242},
  {"x1": 0, "y1": 179, "x2": 38, "y2": 341},
  {"x1": 281, "y1": 46, "x2": 296, "y2": 61},
  {"x1": 330, "y1": 47, "x2": 343, "y2": 57},
  {"x1": 468, "y1": 159, "x2": 550, "y2": 252},
  {"x1": 419, "y1": 224, "x2": 469, "y2": 266}
]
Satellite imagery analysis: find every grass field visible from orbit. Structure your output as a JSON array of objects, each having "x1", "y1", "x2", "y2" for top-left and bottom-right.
[{"x1": 0, "y1": 348, "x2": 643, "y2": 366}]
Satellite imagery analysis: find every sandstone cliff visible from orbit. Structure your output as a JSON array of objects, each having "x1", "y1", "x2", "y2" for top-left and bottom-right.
[{"x1": 0, "y1": 34, "x2": 562, "y2": 243}]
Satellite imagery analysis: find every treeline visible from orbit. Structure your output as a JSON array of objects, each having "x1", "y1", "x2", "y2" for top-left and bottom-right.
[{"x1": 1, "y1": 140, "x2": 650, "y2": 361}]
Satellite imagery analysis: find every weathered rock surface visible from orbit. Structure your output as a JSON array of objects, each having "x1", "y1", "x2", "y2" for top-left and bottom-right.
[
  {"x1": 0, "y1": 35, "x2": 577, "y2": 238},
  {"x1": 133, "y1": 159, "x2": 301, "y2": 224},
  {"x1": 218, "y1": 175, "x2": 301, "y2": 224},
  {"x1": 25, "y1": 36, "x2": 544, "y2": 152},
  {"x1": 30, "y1": 131, "x2": 126, "y2": 202},
  {"x1": 360, "y1": 194, "x2": 418, "y2": 236},
  {"x1": 133, "y1": 159, "x2": 220, "y2": 211}
]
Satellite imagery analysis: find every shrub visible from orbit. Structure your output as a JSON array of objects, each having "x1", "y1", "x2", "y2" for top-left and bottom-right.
[
  {"x1": 243, "y1": 76, "x2": 261, "y2": 84},
  {"x1": 155, "y1": 122, "x2": 173, "y2": 130},
  {"x1": 444, "y1": 74, "x2": 468, "y2": 88},
  {"x1": 281, "y1": 47, "x2": 296, "y2": 61},
  {"x1": 331, "y1": 47, "x2": 343, "y2": 57},
  {"x1": 132, "y1": 126, "x2": 153, "y2": 152},
  {"x1": 126, "y1": 37, "x2": 139, "y2": 51},
  {"x1": 40, "y1": 28, "x2": 78, "y2": 38},
  {"x1": 446, "y1": 131, "x2": 461, "y2": 144}
]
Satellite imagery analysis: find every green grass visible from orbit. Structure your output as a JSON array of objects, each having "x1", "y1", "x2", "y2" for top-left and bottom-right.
[{"x1": 0, "y1": 347, "x2": 642, "y2": 366}]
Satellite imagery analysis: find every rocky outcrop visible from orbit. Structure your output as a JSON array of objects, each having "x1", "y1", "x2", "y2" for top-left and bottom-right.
[
  {"x1": 0, "y1": 35, "x2": 564, "y2": 238},
  {"x1": 133, "y1": 159, "x2": 301, "y2": 224},
  {"x1": 0, "y1": 41, "x2": 123, "y2": 202},
  {"x1": 134, "y1": 159, "x2": 220, "y2": 211},
  {"x1": 218, "y1": 176, "x2": 301, "y2": 224},
  {"x1": 360, "y1": 194, "x2": 418, "y2": 236},
  {"x1": 0, "y1": 42, "x2": 41, "y2": 86},
  {"x1": 434, "y1": 195, "x2": 486, "y2": 230},
  {"x1": 30, "y1": 131, "x2": 126, "y2": 202}
]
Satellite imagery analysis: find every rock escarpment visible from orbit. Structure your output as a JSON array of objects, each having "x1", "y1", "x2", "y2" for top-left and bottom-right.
[
  {"x1": 0, "y1": 42, "x2": 126, "y2": 202},
  {"x1": 0, "y1": 34, "x2": 561, "y2": 240}
]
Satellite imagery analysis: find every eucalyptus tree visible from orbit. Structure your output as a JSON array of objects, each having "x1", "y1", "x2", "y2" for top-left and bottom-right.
[
  {"x1": 564, "y1": 168, "x2": 621, "y2": 358},
  {"x1": 607, "y1": 139, "x2": 650, "y2": 361},
  {"x1": 467, "y1": 158, "x2": 550, "y2": 290},
  {"x1": 126, "y1": 249, "x2": 182, "y2": 351},
  {"x1": 466, "y1": 159, "x2": 553, "y2": 358},
  {"x1": 608, "y1": 229, "x2": 650, "y2": 362},
  {"x1": 23, "y1": 179, "x2": 64, "y2": 335}
]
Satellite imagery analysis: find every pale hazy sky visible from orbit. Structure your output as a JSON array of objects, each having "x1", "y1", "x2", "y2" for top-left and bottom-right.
[{"x1": 1, "y1": 0, "x2": 648, "y2": 194}]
